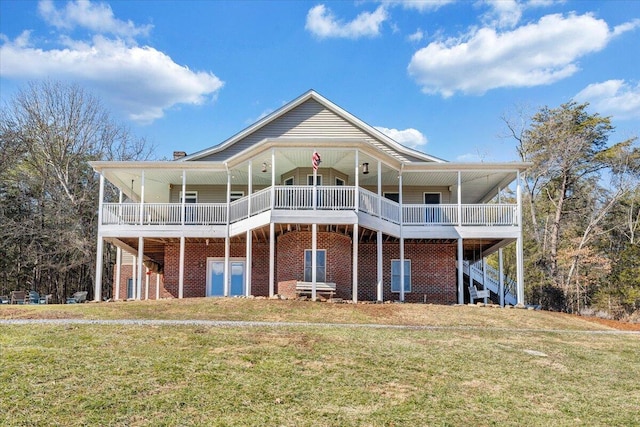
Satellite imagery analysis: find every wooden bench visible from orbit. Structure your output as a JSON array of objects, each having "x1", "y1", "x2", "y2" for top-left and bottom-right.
[
  {"x1": 469, "y1": 285, "x2": 490, "y2": 303},
  {"x1": 296, "y1": 281, "x2": 337, "y2": 296}
]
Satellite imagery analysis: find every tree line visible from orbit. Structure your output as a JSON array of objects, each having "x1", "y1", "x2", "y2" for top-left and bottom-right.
[
  {"x1": 0, "y1": 80, "x2": 638, "y2": 318},
  {"x1": 0, "y1": 81, "x2": 152, "y2": 302}
]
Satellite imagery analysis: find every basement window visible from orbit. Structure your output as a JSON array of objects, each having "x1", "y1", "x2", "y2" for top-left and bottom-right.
[
  {"x1": 304, "y1": 249, "x2": 326, "y2": 282},
  {"x1": 391, "y1": 259, "x2": 411, "y2": 293}
]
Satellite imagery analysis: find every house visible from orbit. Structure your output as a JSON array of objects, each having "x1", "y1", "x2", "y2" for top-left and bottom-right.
[{"x1": 90, "y1": 90, "x2": 529, "y2": 305}]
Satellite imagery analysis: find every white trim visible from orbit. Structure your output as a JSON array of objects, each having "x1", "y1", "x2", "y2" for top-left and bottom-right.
[
  {"x1": 335, "y1": 177, "x2": 345, "y2": 186},
  {"x1": 284, "y1": 176, "x2": 294, "y2": 186}
]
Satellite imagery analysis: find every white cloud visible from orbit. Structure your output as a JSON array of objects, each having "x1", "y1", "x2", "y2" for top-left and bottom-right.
[
  {"x1": 38, "y1": 0, "x2": 152, "y2": 39},
  {"x1": 575, "y1": 80, "x2": 640, "y2": 121},
  {"x1": 407, "y1": 28, "x2": 424, "y2": 42},
  {"x1": 0, "y1": 1, "x2": 223, "y2": 123},
  {"x1": 305, "y1": 4, "x2": 388, "y2": 39},
  {"x1": 375, "y1": 126, "x2": 428, "y2": 149},
  {"x1": 383, "y1": 0, "x2": 456, "y2": 12},
  {"x1": 408, "y1": 13, "x2": 635, "y2": 98},
  {"x1": 481, "y1": 0, "x2": 522, "y2": 28}
]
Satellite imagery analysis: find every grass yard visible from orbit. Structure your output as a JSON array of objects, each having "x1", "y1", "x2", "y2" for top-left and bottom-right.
[{"x1": 1, "y1": 299, "x2": 639, "y2": 426}]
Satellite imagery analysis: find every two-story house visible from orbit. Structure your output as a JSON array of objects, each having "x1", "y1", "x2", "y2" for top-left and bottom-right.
[{"x1": 90, "y1": 90, "x2": 528, "y2": 305}]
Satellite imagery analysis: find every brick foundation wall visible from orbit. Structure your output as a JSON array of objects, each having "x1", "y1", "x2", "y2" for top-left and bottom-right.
[
  {"x1": 112, "y1": 264, "x2": 169, "y2": 300},
  {"x1": 128, "y1": 235, "x2": 457, "y2": 303},
  {"x1": 163, "y1": 240, "x2": 270, "y2": 298},
  {"x1": 276, "y1": 231, "x2": 352, "y2": 299},
  {"x1": 357, "y1": 242, "x2": 457, "y2": 304}
]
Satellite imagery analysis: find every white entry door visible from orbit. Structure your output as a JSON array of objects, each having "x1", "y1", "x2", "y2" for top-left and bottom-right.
[{"x1": 206, "y1": 258, "x2": 245, "y2": 297}]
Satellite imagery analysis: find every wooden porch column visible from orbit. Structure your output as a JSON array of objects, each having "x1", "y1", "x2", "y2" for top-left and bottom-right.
[
  {"x1": 94, "y1": 173, "x2": 105, "y2": 301},
  {"x1": 224, "y1": 165, "x2": 231, "y2": 297},
  {"x1": 156, "y1": 271, "x2": 160, "y2": 300},
  {"x1": 132, "y1": 255, "x2": 137, "y2": 300},
  {"x1": 399, "y1": 171, "x2": 405, "y2": 302},
  {"x1": 246, "y1": 230, "x2": 252, "y2": 297},
  {"x1": 114, "y1": 246, "x2": 121, "y2": 301},
  {"x1": 181, "y1": 170, "x2": 186, "y2": 225},
  {"x1": 114, "y1": 189, "x2": 123, "y2": 301},
  {"x1": 354, "y1": 150, "x2": 359, "y2": 211},
  {"x1": 144, "y1": 266, "x2": 150, "y2": 300},
  {"x1": 312, "y1": 223, "x2": 317, "y2": 301},
  {"x1": 482, "y1": 258, "x2": 488, "y2": 304},
  {"x1": 139, "y1": 170, "x2": 145, "y2": 225},
  {"x1": 458, "y1": 238, "x2": 464, "y2": 304},
  {"x1": 457, "y1": 171, "x2": 462, "y2": 226},
  {"x1": 352, "y1": 223, "x2": 358, "y2": 303},
  {"x1": 269, "y1": 222, "x2": 275, "y2": 297},
  {"x1": 178, "y1": 236, "x2": 185, "y2": 299},
  {"x1": 137, "y1": 236, "x2": 144, "y2": 300},
  {"x1": 516, "y1": 171, "x2": 525, "y2": 305},
  {"x1": 499, "y1": 248, "x2": 505, "y2": 307},
  {"x1": 377, "y1": 230, "x2": 383, "y2": 302}
]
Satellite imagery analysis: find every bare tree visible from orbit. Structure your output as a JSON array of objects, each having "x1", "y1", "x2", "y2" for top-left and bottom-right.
[{"x1": 0, "y1": 80, "x2": 153, "y2": 300}]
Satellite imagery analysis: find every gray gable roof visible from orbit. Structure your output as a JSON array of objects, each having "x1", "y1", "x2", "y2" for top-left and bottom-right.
[{"x1": 180, "y1": 90, "x2": 446, "y2": 164}]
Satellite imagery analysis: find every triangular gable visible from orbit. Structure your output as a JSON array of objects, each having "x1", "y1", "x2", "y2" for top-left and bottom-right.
[{"x1": 181, "y1": 90, "x2": 446, "y2": 164}]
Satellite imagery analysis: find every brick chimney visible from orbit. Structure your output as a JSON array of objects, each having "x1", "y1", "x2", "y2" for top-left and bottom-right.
[{"x1": 173, "y1": 151, "x2": 187, "y2": 160}]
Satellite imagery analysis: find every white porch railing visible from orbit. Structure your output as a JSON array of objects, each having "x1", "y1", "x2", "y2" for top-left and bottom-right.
[{"x1": 101, "y1": 187, "x2": 519, "y2": 227}]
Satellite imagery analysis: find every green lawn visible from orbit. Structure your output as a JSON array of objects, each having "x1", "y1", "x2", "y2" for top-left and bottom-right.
[{"x1": 1, "y1": 300, "x2": 639, "y2": 426}]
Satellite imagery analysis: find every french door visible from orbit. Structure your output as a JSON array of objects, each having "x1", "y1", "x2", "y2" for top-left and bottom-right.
[{"x1": 206, "y1": 258, "x2": 246, "y2": 297}]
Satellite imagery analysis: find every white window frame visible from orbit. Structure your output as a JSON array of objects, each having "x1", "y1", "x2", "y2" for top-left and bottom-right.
[
  {"x1": 304, "y1": 249, "x2": 326, "y2": 282},
  {"x1": 284, "y1": 176, "x2": 294, "y2": 186},
  {"x1": 179, "y1": 191, "x2": 198, "y2": 203},
  {"x1": 307, "y1": 174, "x2": 323, "y2": 186},
  {"x1": 335, "y1": 177, "x2": 345, "y2": 186},
  {"x1": 391, "y1": 259, "x2": 411, "y2": 293}
]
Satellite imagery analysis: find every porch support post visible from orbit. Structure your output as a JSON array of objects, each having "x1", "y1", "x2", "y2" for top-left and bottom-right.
[
  {"x1": 145, "y1": 266, "x2": 150, "y2": 300},
  {"x1": 246, "y1": 161, "x2": 253, "y2": 297},
  {"x1": 271, "y1": 149, "x2": 275, "y2": 208},
  {"x1": 399, "y1": 171, "x2": 405, "y2": 302},
  {"x1": 352, "y1": 223, "x2": 358, "y2": 303},
  {"x1": 139, "y1": 170, "x2": 145, "y2": 225},
  {"x1": 224, "y1": 164, "x2": 231, "y2": 297},
  {"x1": 94, "y1": 173, "x2": 105, "y2": 301},
  {"x1": 354, "y1": 150, "x2": 359, "y2": 211},
  {"x1": 377, "y1": 230, "x2": 383, "y2": 302},
  {"x1": 457, "y1": 171, "x2": 462, "y2": 226},
  {"x1": 137, "y1": 237, "x2": 144, "y2": 300},
  {"x1": 377, "y1": 161, "x2": 382, "y2": 216},
  {"x1": 181, "y1": 170, "x2": 186, "y2": 225},
  {"x1": 132, "y1": 255, "x2": 137, "y2": 300},
  {"x1": 114, "y1": 246, "x2": 121, "y2": 301},
  {"x1": 458, "y1": 238, "x2": 464, "y2": 304},
  {"x1": 515, "y1": 170, "x2": 525, "y2": 305},
  {"x1": 482, "y1": 257, "x2": 488, "y2": 304},
  {"x1": 269, "y1": 222, "x2": 275, "y2": 297},
  {"x1": 178, "y1": 236, "x2": 185, "y2": 299},
  {"x1": 499, "y1": 248, "x2": 505, "y2": 307},
  {"x1": 247, "y1": 161, "x2": 252, "y2": 217},
  {"x1": 312, "y1": 223, "x2": 317, "y2": 301},
  {"x1": 156, "y1": 271, "x2": 160, "y2": 300},
  {"x1": 246, "y1": 230, "x2": 252, "y2": 297}
]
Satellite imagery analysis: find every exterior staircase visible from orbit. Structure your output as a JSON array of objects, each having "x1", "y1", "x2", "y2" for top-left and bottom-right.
[{"x1": 461, "y1": 260, "x2": 518, "y2": 306}]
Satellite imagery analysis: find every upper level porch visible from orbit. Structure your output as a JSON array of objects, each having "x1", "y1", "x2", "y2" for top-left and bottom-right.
[{"x1": 101, "y1": 185, "x2": 519, "y2": 237}]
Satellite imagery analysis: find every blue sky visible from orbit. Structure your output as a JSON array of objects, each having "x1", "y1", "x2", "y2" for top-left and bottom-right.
[{"x1": 1, "y1": 0, "x2": 639, "y2": 162}]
